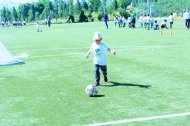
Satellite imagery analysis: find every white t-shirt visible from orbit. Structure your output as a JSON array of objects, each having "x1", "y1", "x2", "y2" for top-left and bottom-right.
[
  {"x1": 183, "y1": 12, "x2": 189, "y2": 20},
  {"x1": 145, "y1": 16, "x2": 150, "y2": 23},
  {"x1": 169, "y1": 15, "x2": 174, "y2": 22},
  {"x1": 36, "y1": 23, "x2": 39, "y2": 30},
  {"x1": 187, "y1": 11, "x2": 190, "y2": 19},
  {"x1": 139, "y1": 16, "x2": 144, "y2": 23},
  {"x1": 128, "y1": 17, "x2": 132, "y2": 23},
  {"x1": 90, "y1": 42, "x2": 109, "y2": 65}
]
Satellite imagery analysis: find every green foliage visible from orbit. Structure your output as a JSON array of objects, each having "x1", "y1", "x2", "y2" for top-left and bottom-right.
[
  {"x1": 98, "y1": 3, "x2": 105, "y2": 14},
  {"x1": 6, "y1": 8, "x2": 12, "y2": 21},
  {"x1": 113, "y1": 0, "x2": 119, "y2": 10},
  {"x1": 106, "y1": 1, "x2": 116, "y2": 14},
  {"x1": 54, "y1": 0, "x2": 59, "y2": 20},
  {"x1": 34, "y1": 3, "x2": 45, "y2": 14},
  {"x1": 18, "y1": 3, "x2": 30, "y2": 21},
  {"x1": 58, "y1": 0, "x2": 64, "y2": 19},
  {"x1": 118, "y1": 8, "x2": 130, "y2": 19},
  {"x1": 88, "y1": 13, "x2": 92, "y2": 18},
  {"x1": 97, "y1": 12, "x2": 103, "y2": 21},
  {"x1": 78, "y1": 10, "x2": 88, "y2": 22},
  {"x1": 81, "y1": 0, "x2": 89, "y2": 10},
  {"x1": 89, "y1": 0, "x2": 101, "y2": 12},
  {"x1": 67, "y1": 15, "x2": 75, "y2": 22},
  {"x1": 63, "y1": 2, "x2": 69, "y2": 17},
  {"x1": 68, "y1": 0, "x2": 74, "y2": 15},
  {"x1": 1, "y1": 6, "x2": 7, "y2": 22},
  {"x1": 12, "y1": 7, "x2": 18, "y2": 21},
  {"x1": 3, "y1": 0, "x2": 190, "y2": 23},
  {"x1": 28, "y1": 4, "x2": 35, "y2": 21},
  {"x1": 119, "y1": 0, "x2": 131, "y2": 9},
  {"x1": 75, "y1": 0, "x2": 82, "y2": 15}
]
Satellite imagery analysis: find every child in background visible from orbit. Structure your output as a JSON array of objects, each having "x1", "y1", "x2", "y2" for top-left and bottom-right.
[
  {"x1": 169, "y1": 13, "x2": 174, "y2": 29},
  {"x1": 36, "y1": 21, "x2": 42, "y2": 32},
  {"x1": 153, "y1": 21, "x2": 159, "y2": 30},
  {"x1": 86, "y1": 32, "x2": 116, "y2": 86},
  {"x1": 139, "y1": 14, "x2": 144, "y2": 29},
  {"x1": 128, "y1": 16, "x2": 132, "y2": 28},
  {"x1": 161, "y1": 19, "x2": 169, "y2": 29}
]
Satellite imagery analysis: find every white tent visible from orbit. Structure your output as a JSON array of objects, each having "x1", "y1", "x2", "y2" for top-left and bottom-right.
[{"x1": 0, "y1": 41, "x2": 23, "y2": 66}]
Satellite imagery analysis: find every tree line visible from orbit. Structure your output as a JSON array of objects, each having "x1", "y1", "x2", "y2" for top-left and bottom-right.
[
  {"x1": 1, "y1": 0, "x2": 190, "y2": 23},
  {"x1": 0, "y1": 0, "x2": 135, "y2": 23}
]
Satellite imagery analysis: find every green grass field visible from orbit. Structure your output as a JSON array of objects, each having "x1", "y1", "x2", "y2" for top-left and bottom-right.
[{"x1": 0, "y1": 21, "x2": 190, "y2": 126}]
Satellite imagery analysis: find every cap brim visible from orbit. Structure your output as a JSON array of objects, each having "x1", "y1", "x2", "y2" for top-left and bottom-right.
[{"x1": 95, "y1": 38, "x2": 102, "y2": 41}]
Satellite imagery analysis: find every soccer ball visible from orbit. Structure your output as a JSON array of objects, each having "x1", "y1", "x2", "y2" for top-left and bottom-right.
[{"x1": 85, "y1": 84, "x2": 98, "y2": 96}]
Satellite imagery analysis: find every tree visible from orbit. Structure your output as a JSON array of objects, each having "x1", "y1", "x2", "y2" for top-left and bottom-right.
[
  {"x1": 63, "y1": 1, "x2": 69, "y2": 17},
  {"x1": 58, "y1": 0, "x2": 64, "y2": 19},
  {"x1": 40, "y1": 0, "x2": 49, "y2": 7},
  {"x1": 6, "y1": 8, "x2": 12, "y2": 21},
  {"x1": 54, "y1": 0, "x2": 59, "y2": 21},
  {"x1": 47, "y1": 1, "x2": 54, "y2": 18},
  {"x1": 113, "y1": 0, "x2": 119, "y2": 10},
  {"x1": 18, "y1": 4, "x2": 30, "y2": 21},
  {"x1": 29, "y1": 4, "x2": 35, "y2": 21},
  {"x1": 68, "y1": 0, "x2": 74, "y2": 15},
  {"x1": 12, "y1": 7, "x2": 18, "y2": 21},
  {"x1": 75, "y1": 0, "x2": 82, "y2": 15},
  {"x1": 1, "y1": 6, "x2": 7, "y2": 22},
  {"x1": 81, "y1": 0, "x2": 89, "y2": 11},
  {"x1": 98, "y1": 3, "x2": 105, "y2": 14},
  {"x1": 89, "y1": 0, "x2": 101, "y2": 12},
  {"x1": 35, "y1": 2, "x2": 45, "y2": 14},
  {"x1": 78, "y1": 10, "x2": 87, "y2": 22},
  {"x1": 119, "y1": 0, "x2": 131, "y2": 9},
  {"x1": 102, "y1": 0, "x2": 108, "y2": 6},
  {"x1": 106, "y1": 1, "x2": 115, "y2": 14}
]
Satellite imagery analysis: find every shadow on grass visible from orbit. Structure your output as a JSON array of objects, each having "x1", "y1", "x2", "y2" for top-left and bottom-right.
[
  {"x1": 91, "y1": 95, "x2": 105, "y2": 98},
  {"x1": 100, "y1": 81, "x2": 151, "y2": 89}
]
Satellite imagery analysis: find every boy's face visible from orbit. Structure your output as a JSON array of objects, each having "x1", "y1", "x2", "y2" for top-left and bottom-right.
[{"x1": 95, "y1": 40, "x2": 101, "y2": 44}]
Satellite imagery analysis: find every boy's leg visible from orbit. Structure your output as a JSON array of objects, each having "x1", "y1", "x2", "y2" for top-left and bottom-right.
[
  {"x1": 94, "y1": 64, "x2": 100, "y2": 85},
  {"x1": 100, "y1": 65, "x2": 108, "y2": 82}
]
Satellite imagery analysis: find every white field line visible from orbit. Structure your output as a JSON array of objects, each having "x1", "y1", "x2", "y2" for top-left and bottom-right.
[
  {"x1": 11, "y1": 44, "x2": 190, "y2": 53},
  {"x1": 84, "y1": 112, "x2": 190, "y2": 126},
  {"x1": 14, "y1": 44, "x2": 190, "y2": 58},
  {"x1": 30, "y1": 52, "x2": 83, "y2": 58}
]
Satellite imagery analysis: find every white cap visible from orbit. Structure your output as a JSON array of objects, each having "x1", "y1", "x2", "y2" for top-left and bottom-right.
[{"x1": 93, "y1": 32, "x2": 102, "y2": 40}]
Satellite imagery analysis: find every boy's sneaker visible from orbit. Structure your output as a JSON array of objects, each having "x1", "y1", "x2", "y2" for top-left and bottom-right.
[
  {"x1": 104, "y1": 76, "x2": 108, "y2": 82},
  {"x1": 94, "y1": 82, "x2": 100, "y2": 86}
]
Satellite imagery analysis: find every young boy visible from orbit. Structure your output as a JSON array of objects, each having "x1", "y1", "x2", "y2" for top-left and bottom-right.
[
  {"x1": 161, "y1": 19, "x2": 169, "y2": 29},
  {"x1": 169, "y1": 13, "x2": 174, "y2": 29},
  {"x1": 153, "y1": 21, "x2": 159, "y2": 30},
  {"x1": 86, "y1": 32, "x2": 116, "y2": 86}
]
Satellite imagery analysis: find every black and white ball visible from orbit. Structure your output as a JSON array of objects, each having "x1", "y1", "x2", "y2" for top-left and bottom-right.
[{"x1": 85, "y1": 84, "x2": 98, "y2": 96}]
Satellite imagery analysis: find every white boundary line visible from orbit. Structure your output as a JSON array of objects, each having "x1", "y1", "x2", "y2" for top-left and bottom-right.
[
  {"x1": 84, "y1": 112, "x2": 190, "y2": 126},
  {"x1": 30, "y1": 52, "x2": 82, "y2": 58},
  {"x1": 12, "y1": 44, "x2": 190, "y2": 58},
  {"x1": 11, "y1": 44, "x2": 190, "y2": 53}
]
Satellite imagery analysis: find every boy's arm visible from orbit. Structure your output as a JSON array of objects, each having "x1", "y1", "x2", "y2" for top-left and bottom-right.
[
  {"x1": 86, "y1": 49, "x2": 91, "y2": 58},
  {"x1": 107, "y1": 48, "x2": 116, "y2": 55}
]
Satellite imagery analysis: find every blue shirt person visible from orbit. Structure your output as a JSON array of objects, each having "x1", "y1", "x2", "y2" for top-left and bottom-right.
[{"x1": 104, "y1": 14, "x2": 109, "y2": 29}]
